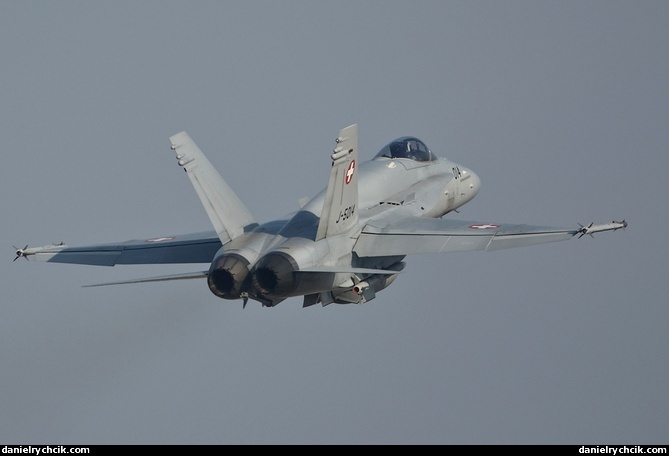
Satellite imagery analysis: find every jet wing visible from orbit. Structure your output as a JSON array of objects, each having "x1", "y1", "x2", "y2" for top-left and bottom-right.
[
  {"x1": 353, "y1": 217, "x2": 583, "y2": 257},
  {"x1": 22, "y1": 231, "x2": 222, "y2": 266}
]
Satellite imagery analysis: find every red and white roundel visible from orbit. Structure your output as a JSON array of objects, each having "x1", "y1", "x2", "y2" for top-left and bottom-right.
[
  {"x1": 468, "y1": 224, "x2": 500, "y2": 230},
  {"x1": 345, "y1": 160, "x2": 356, "y2": 185},
  {"x1": 145, "y1": 236, "x2": 175, "y2": 243}
]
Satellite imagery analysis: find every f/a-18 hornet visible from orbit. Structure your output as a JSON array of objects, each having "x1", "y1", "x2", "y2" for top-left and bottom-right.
[{"x1": 15, "y1": 124, "x2": 627, "y2": 307}]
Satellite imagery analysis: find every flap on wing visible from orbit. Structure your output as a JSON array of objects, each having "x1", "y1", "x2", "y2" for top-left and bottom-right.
[
  {"x1": 353, "y1": 217, "x2": 577, "y2": 257},
  {"x1": 31, "y1": 231, "x2": 222, "y2": 266}
]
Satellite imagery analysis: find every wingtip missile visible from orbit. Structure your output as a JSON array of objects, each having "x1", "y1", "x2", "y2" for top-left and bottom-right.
[
  {"x1": 13, "y1": 245, "x2": 29, "y2": 261},
  {"x1": 578, "y1": 220, "x2": 628, "y2": 238},
  {"x1": 12, "y1": 243, "x2": 66, "y2": 261}
]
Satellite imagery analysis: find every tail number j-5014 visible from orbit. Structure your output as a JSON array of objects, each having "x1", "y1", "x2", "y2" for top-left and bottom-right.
[{"x1": 336, "y1": 205, "x2": 355, "y2": 223}]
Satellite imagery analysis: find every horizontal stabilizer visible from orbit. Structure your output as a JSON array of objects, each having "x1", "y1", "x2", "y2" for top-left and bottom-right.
[
  {"x1": 297, "y1": 266, "x2": 403, "y2": 275},
  {"x1": 83, "y1": 271, "x2": 208, "y2": 287}
]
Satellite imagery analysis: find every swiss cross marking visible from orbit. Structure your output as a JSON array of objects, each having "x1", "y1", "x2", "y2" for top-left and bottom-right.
[
  {"x1": 468, "y1": 224, "x2": 500, "y2": 230},
  {"x1": 345, "y1": 160, "x2": 356, "y2": 185},
  {"x1": 145, "y1": 236, "x2": 176, "y2": 243}
]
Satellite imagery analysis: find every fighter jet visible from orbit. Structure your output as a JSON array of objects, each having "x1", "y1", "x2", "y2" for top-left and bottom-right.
[{"x1": 15, "y1": 124, "x2": 627, "y2": 307}]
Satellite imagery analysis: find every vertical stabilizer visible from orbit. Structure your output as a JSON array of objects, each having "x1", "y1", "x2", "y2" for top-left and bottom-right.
[
  {"x1": 170, "y1": 132, "x2": 256, "y2": 245},
  {"x1": 315, "y1": 124, "x2": 359, "y2": 241}
]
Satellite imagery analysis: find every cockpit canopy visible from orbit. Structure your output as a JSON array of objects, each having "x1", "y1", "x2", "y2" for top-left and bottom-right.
[{"x1": 373, "y1": 136, "x2": 437, "y2": 162}]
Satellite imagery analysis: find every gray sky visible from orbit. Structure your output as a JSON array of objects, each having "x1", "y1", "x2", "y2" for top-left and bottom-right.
[{"x1": 2, "y1": 1, "x2": 668, "y2": 445}]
